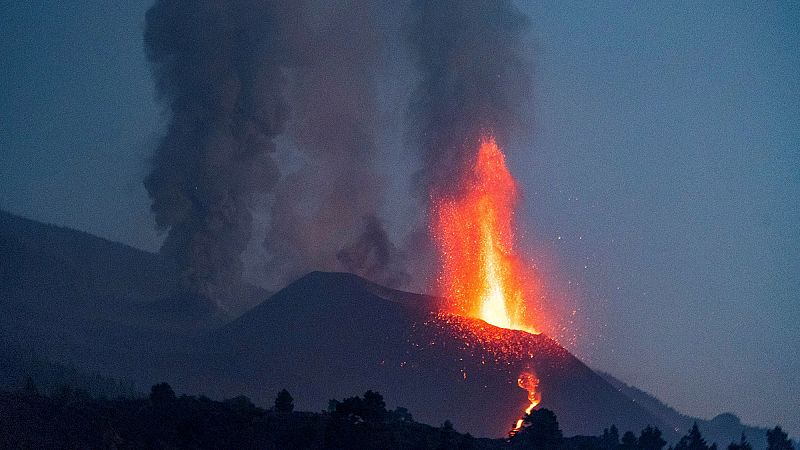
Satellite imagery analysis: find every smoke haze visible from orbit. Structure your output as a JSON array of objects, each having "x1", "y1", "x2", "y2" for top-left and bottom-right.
[
  {"x1": 264, "y1": 1, "x2": 409, "y2": 289},
  {"x1": 143, "y1": 0, "x2": 306, "y2": 307},
  {"x1": 143, "y1": 0, "x2": 532, "y2": 305},
  {"x1": 404, "y1": 0, "x2": 532, "y2": 199}
]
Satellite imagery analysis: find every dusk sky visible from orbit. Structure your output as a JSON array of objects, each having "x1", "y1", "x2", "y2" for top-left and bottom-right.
[{"x1": 1, "y1": 0, "x2": 798, "y2": 437}]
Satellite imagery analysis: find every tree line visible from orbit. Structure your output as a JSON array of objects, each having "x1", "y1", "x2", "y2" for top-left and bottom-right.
[
  {"x1": 513, "y1": 407, "x2": 795, "y2": 450},
  {"x1": 0, "y1": 380, "x2": 794, "y2": 450}
]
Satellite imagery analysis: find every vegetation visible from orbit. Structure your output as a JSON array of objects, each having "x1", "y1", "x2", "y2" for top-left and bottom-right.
[{"x1": 0, "y1": 382, "x2": 793, "y2": 450}]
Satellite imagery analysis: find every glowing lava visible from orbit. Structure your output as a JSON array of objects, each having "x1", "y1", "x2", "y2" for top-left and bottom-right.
[
  {"x1": 430, "y1": 134, "x2": 546, "y2": 436},
  {"x1": 431, "y1": 135, "x2": 540, "y2": 334},
  {"x1": 511, "y1": 371, "x2": 541, "y2": 436}
]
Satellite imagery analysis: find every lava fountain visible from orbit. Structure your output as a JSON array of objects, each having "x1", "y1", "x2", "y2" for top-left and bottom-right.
[
  {"x1": 431, "y1": 135, "x2": 540, "y2": 333},
  {"x1": 430, "y1": 134, "x2": 546, "y2": 435}
]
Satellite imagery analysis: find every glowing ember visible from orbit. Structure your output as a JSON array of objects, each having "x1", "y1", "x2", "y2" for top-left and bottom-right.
[
  {"x1": 431, "y1": 135, "x2": 540, "y2": 334},
  {"x1": 511, "y1": 371, "x2": 541, "y2": 436}
]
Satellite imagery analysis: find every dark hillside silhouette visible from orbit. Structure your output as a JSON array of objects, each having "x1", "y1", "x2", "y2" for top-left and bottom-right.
[
  {"x1": 3, "y1": 383, "x2": 788, "y2": 450},
  {"x1": 0, "y1": 212, "x2": 785, "y2": 442},
  {"x1": 171, "y1": 271, "x2": 670, "y2": 438},
  {"x1": 598, "y1": 372, "x2": 770, "y2": 449},
  {"x1": 0, "y1": 210, "x2": 265, "y2": 381}
]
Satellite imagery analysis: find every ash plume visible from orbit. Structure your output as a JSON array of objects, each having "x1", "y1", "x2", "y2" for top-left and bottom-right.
[
  {"x1": 143, "y1": 0, "x2": 305, "y2": 307},
  {"x1": 141, "y1": 0, "x2": 527, "y2": 301},
  {"x1": 144, "y1": 0, "x2": 409, "y2": 301},
  {"x1": 336, "y1": 215, "x2": 410, "y2": 289},
  {"x1": 263, "y1": 1, "x2": 409, "y2": 289},
  {"x1": 404, "y1": 0, "x2": 532, "y2": 199}
]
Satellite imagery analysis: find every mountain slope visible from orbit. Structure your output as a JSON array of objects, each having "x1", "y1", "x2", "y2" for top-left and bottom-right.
[
  {"x1": 599, "y1": 371, "x2": 769, "y2": 448},
  {"x1": 1, "y1": 212, "x2": 766, "y2": 441},
  {"x1": 167, "y1": 271, "x2": 672, "y2": 439},
  {"x1": 0, "y1": 210, "x2": 264, "y2": 379}
]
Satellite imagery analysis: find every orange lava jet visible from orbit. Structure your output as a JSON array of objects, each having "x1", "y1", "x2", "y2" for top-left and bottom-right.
[
  {"x1": 511, "y1": 371, "x2": 541, "y2": 436},
  {"x1": 431, "y1": 135, "x2": 540, "y2": 334},
  {"x1": 430, "y1": 134, "x2": 546, "y2": 437}
]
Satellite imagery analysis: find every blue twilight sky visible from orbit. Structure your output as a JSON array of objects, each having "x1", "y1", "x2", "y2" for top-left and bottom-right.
[{"x1": 1, "y1": 0, "x2": 798, "y2": 436}]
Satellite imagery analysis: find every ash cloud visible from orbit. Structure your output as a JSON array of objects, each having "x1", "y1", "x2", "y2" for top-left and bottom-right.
[
  {"x1": 144, "y1": 0, "x2": 409, "y2": 302},
  {"x1": 336, "y1": 215, "x2": 410, "y2": 289},
  {"x1": 143, "y1": 0, "x2": 532, "y2": 303},
  {"x1": 262, "y1": 1, "x2": 409, "y2": 290},
  {"x1": 404, "y1": 0, "x2": 532, "y2": 199},
  {"x1": 143, "y1": 0, "x2": 306, "y2": 307}
]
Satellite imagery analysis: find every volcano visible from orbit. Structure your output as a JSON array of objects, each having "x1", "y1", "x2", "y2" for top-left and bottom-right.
[
  {"x1": 3, "y1": 211, "x2": 767, "y2": 441},
  {"x1": 169, "y1": 271, "x2": 669, "y2": 439}
]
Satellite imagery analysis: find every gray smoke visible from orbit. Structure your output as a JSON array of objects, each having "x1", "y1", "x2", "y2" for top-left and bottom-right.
[
  {"x1": 262, "y1": 1, "x2": 410, "y2": 289},
  {"x1": 143, "y1": 0, "x2": 306, "y2": 307},
  {"x1": 143, "y1": 0, "x2": 532, "y2": 303},
  {"x1": 144, "y1": 0, "x2": 410, "y2": 302},
  {"x1": 337, "y1": 215, "x2": 410, "y2": 289},
  {"x1": 404, "y1": 0, "x2": 532, "y2": 199}
]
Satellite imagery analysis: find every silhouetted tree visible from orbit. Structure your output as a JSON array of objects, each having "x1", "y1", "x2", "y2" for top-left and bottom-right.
[
  {"x1": 727, "y1": 432, "x2": 752, "y2": 450},
  {"x1": 326, "y1": 391, "x2": 392, "y2": 449},
  {"x1": 330, "y1": 390, "x2": 387, "y2": 426},
  {"x1": 361, "y1": 390, "x2": 387, "y2": 424},
  {"x1": 224, "y1": 395, "x2": 256, "y2": 413},
  {"x1": 391, "y1": 406, "x2": 414, "y2": 424},
  {"x1": 513, "y1": 408, "x2": 563, "y2": 449},
  {"x1": 639, "y1": 425, "x2": 667, "y2": 450},
  {"x1": 767, "y1": 426, "x2": 795, "y2": 450},
  {"x1": 620, "y1": 431, "x2": 638, "y2": 450},
  {"x1": 274, "y1": 388, "x2": 293, "y2": 413},
  {"x1": 442, "y1": 420, "x2": 454, "y2": 432},
  {"x1": 674, "y1": 423, "x2": 717, "y2": 450},
  {"x1": 601, "y1": 425, "x2": 620, "y2": 450},
  {"x1": 149, "y1": 382, "x2": 175, "y2": 404}
]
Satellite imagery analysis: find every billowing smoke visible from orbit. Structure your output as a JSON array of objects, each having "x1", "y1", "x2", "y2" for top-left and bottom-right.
[
  {"x1": 404, "y1": 0, "x2": 532, "y2": 199},
  {"x1": 262, "y1": 1, "x2": 409, "y2": 289},
  {"x1": 144, "y1": 0, "x2": 409, "y2": 304},
  {"x1": 336, "y1": 215, "x2": 410, "y2": 289},
  {"x1": 143, "y1": 0, "x2": 306, "y2": 307},
  {"x1": 143, "y1": 0, "x2": 531, "y2": 305}
]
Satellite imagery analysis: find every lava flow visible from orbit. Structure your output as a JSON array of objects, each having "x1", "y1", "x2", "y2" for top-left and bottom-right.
[
  {"x1": 511, "y1": 372, "x2": 542, "y2": 436},
  {"x1": 430, "y1": 134, "x2": 546, "y2": 436}
]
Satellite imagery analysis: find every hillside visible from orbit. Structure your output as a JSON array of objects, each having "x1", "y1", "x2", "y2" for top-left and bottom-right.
[
  {"x1": 161, "y1": 271, "x2": 671, "y2": 439},
  {"x1": 0, "y1": 211, "x2": 264, "y2": 379},
  {"x1": 598, "y1": 372, "x2": 770, "y2": 449},
  {"x1": 1, "y1": 211, "x2": 774, "y2": 442}
]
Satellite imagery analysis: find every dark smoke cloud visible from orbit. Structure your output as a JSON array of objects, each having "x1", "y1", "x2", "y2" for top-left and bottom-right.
[
  {"x1": 143, "y1": 0, "x2": 530, "y2": 302},
  {"x1": 337, "y1": 215, "x2": 410, "y2": 289},
  {"x1": 143, "y1": 0, "x2": 306, "y2": 307},
  {"x1": 144, "y1": 0, "x2": 409, "y2": 301},
  {"x1": 262, "y1": 1, "x2": 409, "y2": 289},
  {"x1": 404, "y1": 0, "x2": 532, "y2": 199}
]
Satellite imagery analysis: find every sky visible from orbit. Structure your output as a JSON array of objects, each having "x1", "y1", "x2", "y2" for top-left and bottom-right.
[{"x1": 1, "y1": 0, "x2": 798, "y2": 437}]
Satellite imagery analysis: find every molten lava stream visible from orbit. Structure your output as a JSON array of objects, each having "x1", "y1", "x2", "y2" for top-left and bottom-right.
[{"x1": 511, "y1": 371, "x2": 541, "y2": 436}]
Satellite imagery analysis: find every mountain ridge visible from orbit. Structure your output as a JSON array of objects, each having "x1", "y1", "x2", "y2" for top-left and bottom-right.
[{"x1": 0, "y1": 211, "x2": 776, "y2": 442}]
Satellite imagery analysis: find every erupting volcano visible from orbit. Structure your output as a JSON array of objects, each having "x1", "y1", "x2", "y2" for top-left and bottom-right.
[{"x1": 430, "y1": 134, "x2": 548, "y2": 434}]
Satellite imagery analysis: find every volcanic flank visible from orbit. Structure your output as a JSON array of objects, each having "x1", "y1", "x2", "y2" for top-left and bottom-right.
[{"x1": 174, "y1": 271, "x2": 667, "y2": 438}]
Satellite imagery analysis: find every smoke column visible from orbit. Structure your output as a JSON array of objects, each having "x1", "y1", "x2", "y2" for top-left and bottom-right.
[
  {"x1": 264, "y1": 1, "x2": 409, "y2": 289},
  {"x1": 404, "y1": 0, "x2": 532, "y2": 199},
  {"x1": 143, "y1": 0, "x2": 527, "y2": 301},
  {"x1": 144, "y1": 0, "x2": 408, "y2": 302},
  {"x1": 143, "y1": 0, "x2": 305, "y2": 307}
]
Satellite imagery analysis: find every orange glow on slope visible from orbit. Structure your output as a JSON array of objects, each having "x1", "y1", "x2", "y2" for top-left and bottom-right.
[
  {"x1": 511, "y1": 371, "x2": 541, "y2": 436},
  {"x1": 431, "y1": 135, "x2": 540, "y2": 334}
]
